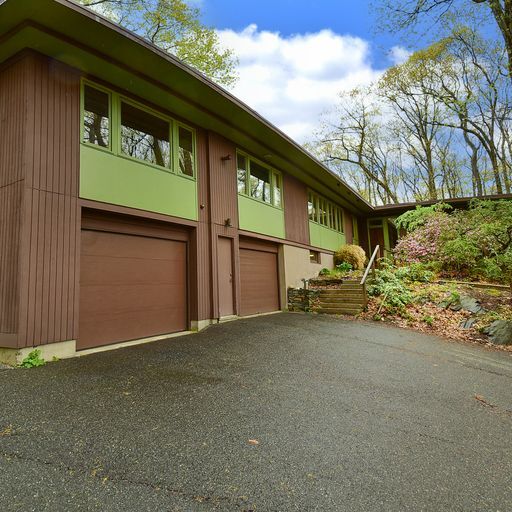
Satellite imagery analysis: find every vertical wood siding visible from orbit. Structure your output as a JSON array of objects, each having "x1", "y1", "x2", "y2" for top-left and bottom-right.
[
  {"x1": 0, "y1": 58, "x2": 28, "y2": 339},
  {"x1": 208, "y1": 132, "x2": 238, "y2": 228},
  {"x1": 194, "y1": 128, "x2": 213, "y2": 321},
  {"x1": 344, "y1": 211, "x2": 354, "y2": 244},
  {"x1": 283, "y1": 174, "x2": 309, "y2": 245},
  {"x1": 16, "y1": 54, "x2": 80, "y2": 348},
  {"x1": 206, "y1": 132, "x2": 240, "y2": 319}
]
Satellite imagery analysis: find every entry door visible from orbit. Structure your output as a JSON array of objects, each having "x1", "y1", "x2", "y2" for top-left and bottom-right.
[
  {"x1": 370, "y1": 227, "x2": 385, "y2": 258},
  {"x1": 217, "y1": 237, "x2": 234, "y2": 317}
]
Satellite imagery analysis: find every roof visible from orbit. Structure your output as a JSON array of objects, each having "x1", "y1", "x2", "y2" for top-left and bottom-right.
[
  {"x1": 0, "y1": 0, "x2": 374, "y2": 214},
  {"x1": 371, "y1": 193, "x2": 512, "y2": 218}
]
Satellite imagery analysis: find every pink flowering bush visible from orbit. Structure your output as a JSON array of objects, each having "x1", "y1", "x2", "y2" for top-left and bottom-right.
[
  {"x1": 394, "y1": 200, "x2": 512, "y2": 285},
  {"x1": 394, "y1": 213, "x2": 452, "y2": 264}
]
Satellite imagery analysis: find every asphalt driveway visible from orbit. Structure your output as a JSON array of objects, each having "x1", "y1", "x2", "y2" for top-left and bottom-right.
[{"x1": 1, "y1": 313, "x2": 511, "y2": 511}]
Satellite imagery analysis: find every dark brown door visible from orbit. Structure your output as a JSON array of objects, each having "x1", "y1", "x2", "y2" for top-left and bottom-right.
[
  {"x1": 240, "y1": 246, "x2": 280, "y2": 316},
  {"x1": 78, "y1": 230, "x2": 187, "y2": 350},
  {"x1": 217, "y1": 237, "x2": 234, "y2": 317},
  {"x1": 370, "y1": 227, "x2": 385, "y2": 258}
]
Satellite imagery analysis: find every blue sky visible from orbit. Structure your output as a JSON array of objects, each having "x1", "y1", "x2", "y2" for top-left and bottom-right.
[
  {"x1": 196, "y1": 0, "x2": 413, "y2": 143},
  {"x1": 201, "y1": 0, "x2": 403, "y2": 68}
]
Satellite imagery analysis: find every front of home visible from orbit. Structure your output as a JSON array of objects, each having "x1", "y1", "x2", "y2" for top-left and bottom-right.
[{"x1": 0, "y1": 0, "x2": 378, "y2": 362}]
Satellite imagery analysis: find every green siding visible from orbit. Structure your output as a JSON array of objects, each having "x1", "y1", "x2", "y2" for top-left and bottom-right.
[
  {"x1": 309, "y1": 222, "x2": 346, "y2": 252},
  {"x1": 80, "y1": 145, "x2": 198, "y2": 220},
  {"x1": 238, "y1": 195, "x2": 285, "y2": 238},
  {"x1": 383, "y1": 220, "x2": 392, "y2": 259}
]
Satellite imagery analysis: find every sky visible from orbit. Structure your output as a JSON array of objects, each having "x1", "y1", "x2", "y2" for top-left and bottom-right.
[{"x1": 195, "y1": 0, "x2": 412, "y2": 143}]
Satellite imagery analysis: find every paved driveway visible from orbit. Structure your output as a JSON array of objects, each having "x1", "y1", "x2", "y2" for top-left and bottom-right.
[{"x1": 1, "y1": 313, "x2": 511, "y2": 511}]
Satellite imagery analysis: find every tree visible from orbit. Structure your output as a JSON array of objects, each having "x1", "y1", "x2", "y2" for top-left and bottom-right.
[
  {"x1": 401, "y1": 27, "x2": 512, "y2": 194},
  {"x1": 78, "y1": 0, "x2": 238, "y2": 87},
  {"x1": 377, "y1": 1, "x2": 512, "y2": 79},
  {"x1": 379, "y1": 55, "x2": 455, "y2": 200},
  {"x1": 310, "y1": 88, "x2": 402, "y2": 204}
]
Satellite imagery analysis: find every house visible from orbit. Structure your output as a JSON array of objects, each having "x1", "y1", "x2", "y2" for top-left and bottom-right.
[
  {"x1": 0, "y1": 0, "x2": 377, "y2": 362},
  {"x1": 1, "y1": 0, "x2": 507, "y2": 363}
]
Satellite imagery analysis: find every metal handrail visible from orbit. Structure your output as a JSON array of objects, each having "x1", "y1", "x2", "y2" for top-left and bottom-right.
[{"x1": 360, "y1": 245, "x2": 380, "y2": 285}]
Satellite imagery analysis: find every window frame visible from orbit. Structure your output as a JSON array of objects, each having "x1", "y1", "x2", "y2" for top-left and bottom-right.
[
  {"x1": 118, "y1": 95, "x2": 173, "y2": 173},
  {"x1": 308, "y1": 189, "x2": 344, "y2": 234},
  {"x1": 80, "y1": 79, "x2": 197, "y2": 180},
  {"x1": 80, "y1": 80, "x2": 113, "y2": 153},
  {"x1": 236, "y1": 150, "x2": 284, "y2": 209},
  {"x1": 174, "y1": 121, "x2": 197, "y2": 179}
]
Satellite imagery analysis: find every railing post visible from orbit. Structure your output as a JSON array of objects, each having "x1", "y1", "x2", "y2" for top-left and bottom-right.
[{"x1": 360, "y1": 245, "x2": 380, "y2": 286}]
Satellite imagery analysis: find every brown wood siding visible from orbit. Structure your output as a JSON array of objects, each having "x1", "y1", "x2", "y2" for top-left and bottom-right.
[
  {"x1": 344, "y1": 211, "x2": 354, "y2": 244},
  {"x1": 358, "y1": 217, "x2": 370, "y2": 256},
  {"x1": 0, "y1": 59, "x2": 27, "y2": 340},
  {"x1": 194, "y1": 129, "x2": 213, "y2": 321},
  {"x1": 16, "y1": 53, "x2": 81, "y2": 348},
  {"x1": 283, "y1": 174, "x2": 309, "y2": 245},
  {"x1": 208, "y1": 132, "x2": 238, "y2": 228}
]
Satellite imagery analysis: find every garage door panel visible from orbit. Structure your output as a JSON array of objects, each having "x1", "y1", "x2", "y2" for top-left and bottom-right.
[
  {"x1": 79, "y1": 307, "x2": 187, "y2": 349},
  {"x1": 79, "y1": 229, "x2": 187, "y2": 350},
  {"x1": 82, "y1": 231, "x2": 182, "y2": 260},
  {"x1": 81, "y1": 256, "x2": 187, "y2": 286},
  {"x1": 240, "y1": 247, "x2": 279, "y2": 316},
  {"x1": 80, "y1": 284, "x2": 185, "y2": 314}
]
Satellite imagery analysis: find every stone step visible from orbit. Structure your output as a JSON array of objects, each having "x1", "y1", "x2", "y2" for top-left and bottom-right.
[
  {"x1": 318, "y1": 299, "x2": 366, "y2": 307},
  {"x1": 320, "y1": 287, "x2": 365, "y2": 292},
  {"x1": 319, "y1": 292, "x2": 366, "y2": 299},
  {"x1": 320, "y1": 288, "x2": 365, "y2": 295}
]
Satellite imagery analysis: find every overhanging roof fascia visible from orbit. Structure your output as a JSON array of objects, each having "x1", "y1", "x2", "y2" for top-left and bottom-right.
[{"x1": 0, "y1": 0, "x2": 373, "y2": 214}]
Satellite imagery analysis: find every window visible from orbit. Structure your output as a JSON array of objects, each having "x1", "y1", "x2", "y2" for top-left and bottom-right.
[
  {"x1": 81, "y1": 82, "x2": 197, "y2": 179},
  {"x1": 236, "y1": 151, "x2": 283, "y2": 208},
  {"x1": 178, "y1": 126, "x2": 194, "y2": 176},
  {"x1": 308, "y1": 192, "x2": 315, "y2": 221},
  {"x1": 237, "y1": 154, "x2": 248, "y2": 194},
  {"x1": 310, "y1": 250, "x2": 321, "y2": 264},
  {"x1": 83, "y1": 85, "x2": 110, "y2": 148},
  {"x1": 249, "y1": 160, "x2": 271, "y2": 203},
  {"x1": 273, "y1": 173, "x2": 282, "y2": 207},
  {"x1": 308, "y1": 190, "x2": 344, "y2": 233},
  {"x1": 121, "y1": 102, "x2": 170, "y2": 168}
]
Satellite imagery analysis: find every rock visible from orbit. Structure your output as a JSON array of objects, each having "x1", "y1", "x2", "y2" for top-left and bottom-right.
[
  {"x1": 459, "y1": 295, "x2": 484, "y2": 314},
  {"x1": 484, "y1": 320, "x2": 512, "y2": 346},
  {"x1": 460, "y1": 318, "x2": 477, "y2": 330}
]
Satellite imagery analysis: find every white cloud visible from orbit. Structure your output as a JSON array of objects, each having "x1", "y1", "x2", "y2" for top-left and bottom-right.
[
  {"x1": 389, "y1": 45, "x2": 412, "y2": 65},
  {"x1": 217, "y1": 25, "x2": 386, "y2": 143}
]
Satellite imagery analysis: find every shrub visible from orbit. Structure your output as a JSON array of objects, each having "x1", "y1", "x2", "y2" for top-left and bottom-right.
[
  {"x1": 334, "y1": 245, "x2": 366, "y2": 270},
  {"x1": 395, "y1": 263, "x2": 435, "y2": 283},
  {"x1": 366, "y1": 267, "x2": 413, "y2": 311},
  {"x1": 319, "y1": 268, "x2": 331, "y2": 276},
  {"x1": 336, "y1": 262, "x2": 353, "y2": 273}
]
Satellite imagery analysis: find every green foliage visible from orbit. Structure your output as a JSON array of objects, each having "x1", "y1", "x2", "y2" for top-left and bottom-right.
[
  {"x1": 336, "y1": 262, "x2": 353, "y2": 273},
  {"x1": 19, "y1": 350, "x2": 46, "y2": 369},
  {"x1": 334, "y1": 244, "x2": 367, "y2": 270},
  {"x1": 395, "y1": 263, "x2": 435, "y2": 283},
  {"x1": 319, "y1": 268, "x2": 331, "y2": 276},
  {"x1": 367, "y1": 267, "x2": 413, "y2": 311},
  {"x1": 395, "y1": 200, "x2": 512, "y2": 285},
  {"x1": 422, "y1": 315, "x2": 434, "y2": 326},
  {"x1": 395, "y1": 203, "x2": 452, "y2": 233},
  {"x1": 79, "y1": 0, "x2": 238, "y2": 87}
]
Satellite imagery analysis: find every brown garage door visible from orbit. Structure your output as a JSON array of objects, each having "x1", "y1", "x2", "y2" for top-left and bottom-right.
[
  {"x1": 78, "y1": 228, "x2": 187, "y2": 350},
  {"x1": 240, "y1": 239, "x2": 280, "y2": 316}
]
